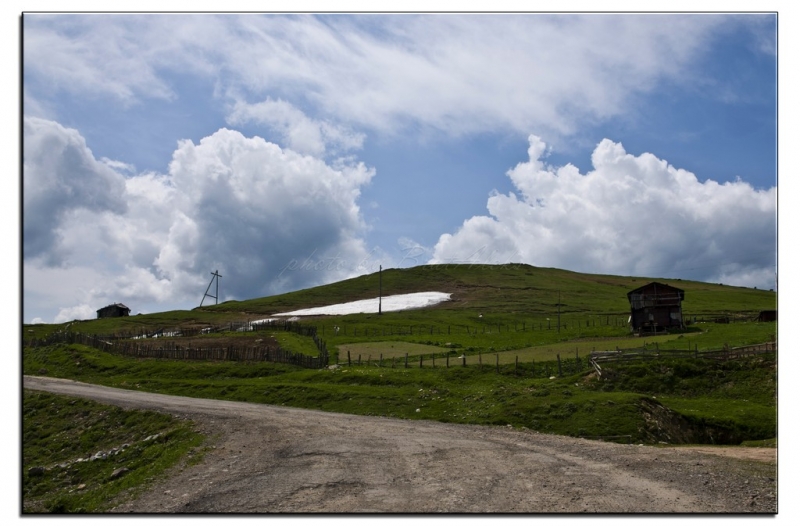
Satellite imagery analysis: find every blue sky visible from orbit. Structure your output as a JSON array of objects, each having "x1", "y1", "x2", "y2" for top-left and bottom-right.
[{"x1": 21, "y1": 12, "x2": 778, "y2": 324}]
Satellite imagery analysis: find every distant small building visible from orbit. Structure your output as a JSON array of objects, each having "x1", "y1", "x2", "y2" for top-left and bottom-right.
[
  {"x1": 97, "y1": 303, "x2": 131, "y2": 319},
  {"x1": 627, "y1": 282, "x2": 684, "y2": 333}
]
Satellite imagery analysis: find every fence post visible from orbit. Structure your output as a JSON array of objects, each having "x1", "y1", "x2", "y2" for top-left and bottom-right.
[
  {"x1": 557, "y1": 354, "x2": 562, "y2": 376},
  {"x1": 348, "y1": 350, "x2": 351, "y2": 366},
  {"x1": 462, "y1": 354, "x2": 466, "y2": 367},
  {"x1": 405, "y1": 353, "x2": 408, "y2": 369}
]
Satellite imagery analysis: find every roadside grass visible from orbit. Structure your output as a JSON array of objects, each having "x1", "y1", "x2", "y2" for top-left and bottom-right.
[
  {"x1": 656, "y1": 397, "x2": 776, "y2": 440},
  {"x1": 22, "y1": 390, "x2": 204, "y2": 513},
  {"x1": 24, "y1": 341, "x2": 776, "y2": 445},
  {"x1": 584, "y1": 354, "x2": 777, "y2": 441}
]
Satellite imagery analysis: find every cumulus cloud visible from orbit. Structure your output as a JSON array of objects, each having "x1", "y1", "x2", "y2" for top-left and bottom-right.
[
  {"x1": 23, "y1": 116, "x2": 128, "y2": 264},
  {"x1": 23, "y1": 119, "x2": 376, "y2": 322},
  {"x1": 430, "y1": 136, "x2": 776, "y2": 288},
  {"x1": 159, "y1": 128, "x2": 375, "y2": 298}
]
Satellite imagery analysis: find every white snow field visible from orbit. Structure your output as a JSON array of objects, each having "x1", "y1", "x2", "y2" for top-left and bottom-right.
[{"x1": 272, "y1": 292, "x2": 452, "y2": 317}]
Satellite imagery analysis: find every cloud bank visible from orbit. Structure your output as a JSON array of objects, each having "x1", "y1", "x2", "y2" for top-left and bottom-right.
[
  {"x1": 23, "y1": 117, "x2": 376, "y2": 322},
  {"x1": 23, "y1": 14, "x2": 756, "y2": 144},
  {"x1": 23, "y1": 122, "x2": 777, "y2": 323},
  {"x1": 430, "y1": 135, "x2": 776, "y2": 288}
]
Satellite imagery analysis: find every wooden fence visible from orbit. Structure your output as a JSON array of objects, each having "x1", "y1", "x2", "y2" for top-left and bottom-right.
[
  {"x1": 333, "y1": 339, "x2": 776, "y2": 382},
  {"x1": 27, "y1": 321, "x2": 329, "y2": 369},
  {"x1": 589, "y1": 341, "x2": 776, "y2": 379}
]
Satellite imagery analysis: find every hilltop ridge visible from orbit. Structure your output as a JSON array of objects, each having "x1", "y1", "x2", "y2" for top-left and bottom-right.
[{"x1": 195, "y1": 263, "x2": 775, "y2": 318}]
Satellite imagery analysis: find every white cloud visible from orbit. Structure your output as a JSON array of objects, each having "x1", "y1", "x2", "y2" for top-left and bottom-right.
[
  {"x1": 101, "y1": 157, "x2": 137, "y2": 174},
  {"x1": 430, "y1": 135, "x2": 777, "y2": 288},
  {"x1": 227, "y1": 97, "x2": 365, "y2": 156},
  {"x1": 54, "y1": 304, "x2": 96, "y2": 324},
  {"x1": 160, "y1": 127, "x2": 376, "y2": 298},
  {"x1": 23, "y1": 116, "x2": 128, "y2": 264},
  {"x1": 23, "y1": 14, "x2": 767, "y2": 143},
  {"x1": 396, "y1": 237, "x2": 434, "y2": 268},
  {"x1": 23, "y1": 119, "x2": 377, "y2": 322},
  {"x1": 23, "y1": 15, "x2": 181, "y2": 105}
]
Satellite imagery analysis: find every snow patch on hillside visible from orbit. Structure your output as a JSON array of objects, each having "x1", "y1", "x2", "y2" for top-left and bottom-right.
[{"x1": 272, "y1": 291, "x2": 452, "y2": 317}]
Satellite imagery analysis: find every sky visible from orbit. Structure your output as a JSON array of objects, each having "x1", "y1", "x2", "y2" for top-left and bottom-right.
[{"x1": 20, "y1": 11, "x2": 780, "y2": 324}]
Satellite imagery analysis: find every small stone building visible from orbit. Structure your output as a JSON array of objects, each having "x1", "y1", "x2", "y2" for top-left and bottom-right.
[
  {"x1": 96, "y1": 303, "x2": 131, "y2": 319},
  {"x1": 627, "y1": 282, "x2": 684, "y2": 333}
]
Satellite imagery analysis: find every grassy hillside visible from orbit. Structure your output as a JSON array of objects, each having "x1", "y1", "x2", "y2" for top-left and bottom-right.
[
  {"x1": 23, "y1": 263, "x2": 777, "y2": 460},
  {"x1": 23, "y1": 265, "x2": 777, "y2": 440},
  {"x1": 198, "y1": 264, "x2": 776, "y2": 317},
  {"x1": 36, "y1": 264, "x2": 776, "y2": 340}
]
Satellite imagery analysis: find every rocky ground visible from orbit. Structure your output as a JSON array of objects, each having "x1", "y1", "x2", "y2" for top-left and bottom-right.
[{"x1": 23, "y1": 375, "x2": 777, "y2": 514}]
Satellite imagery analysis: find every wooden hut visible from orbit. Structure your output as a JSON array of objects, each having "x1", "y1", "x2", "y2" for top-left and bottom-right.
[
  {"x1": 627, "y1": 282, "x2": 684, "y2": 333},
  {"x1": 96, "y1": 303, "x2": 131, "y2": 319}
]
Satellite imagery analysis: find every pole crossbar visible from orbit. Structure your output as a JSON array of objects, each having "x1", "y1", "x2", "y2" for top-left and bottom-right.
[{"x1": 200, "y1": 270, "x2": 222, "y2": 306}]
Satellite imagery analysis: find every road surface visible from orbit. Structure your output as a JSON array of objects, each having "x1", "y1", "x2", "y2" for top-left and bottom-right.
[{"x1": 23, "y1": 375, "x2": 777, "y2": 513}]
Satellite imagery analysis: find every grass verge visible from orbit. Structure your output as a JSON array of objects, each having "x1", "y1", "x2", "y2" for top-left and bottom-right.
[
  {"x1": 22, "y1": 390, "x2": 204, "y2": 513},
  {"x1": 24, "y1": 341, "x2": 776, "y2": 446}
]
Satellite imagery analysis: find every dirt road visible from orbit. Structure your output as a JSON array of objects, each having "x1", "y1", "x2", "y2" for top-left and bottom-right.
[{"x1": 23, "y1": 375, "x2": 777, "y2": 513}]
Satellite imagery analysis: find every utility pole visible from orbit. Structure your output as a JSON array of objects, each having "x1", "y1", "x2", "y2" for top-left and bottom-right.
[
  {"x1": 200, "y1": 270, "x2": 222, "y2": 306},
  {"x1": 379, "y1": 265, "x2": 382, "y2": 315}
]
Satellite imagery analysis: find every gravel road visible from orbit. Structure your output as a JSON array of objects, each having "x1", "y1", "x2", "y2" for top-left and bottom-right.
[{"x1": 23, "y1": 375, "x2": 777, "y2": 513}]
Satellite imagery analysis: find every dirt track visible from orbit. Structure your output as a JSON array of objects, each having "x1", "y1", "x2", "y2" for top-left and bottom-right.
[{"x1": 23, "y1": 375, "x2": 777, "y2": 513}]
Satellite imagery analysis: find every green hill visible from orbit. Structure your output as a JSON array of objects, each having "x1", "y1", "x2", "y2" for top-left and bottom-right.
[
  {"x1": 24, "y1": 264, "x2": 777, "y2": 448},
  {"x1": 38, "y1": 264, "x2": 776, "y2": 339},
  {"x1": 198, "y1": 263, "x2": 775, "y2": 318}
]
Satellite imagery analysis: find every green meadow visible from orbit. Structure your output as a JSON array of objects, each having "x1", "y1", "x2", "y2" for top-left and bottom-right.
[{"x1": 23, "y1": 264, "x2": 777, "y2": 511}]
